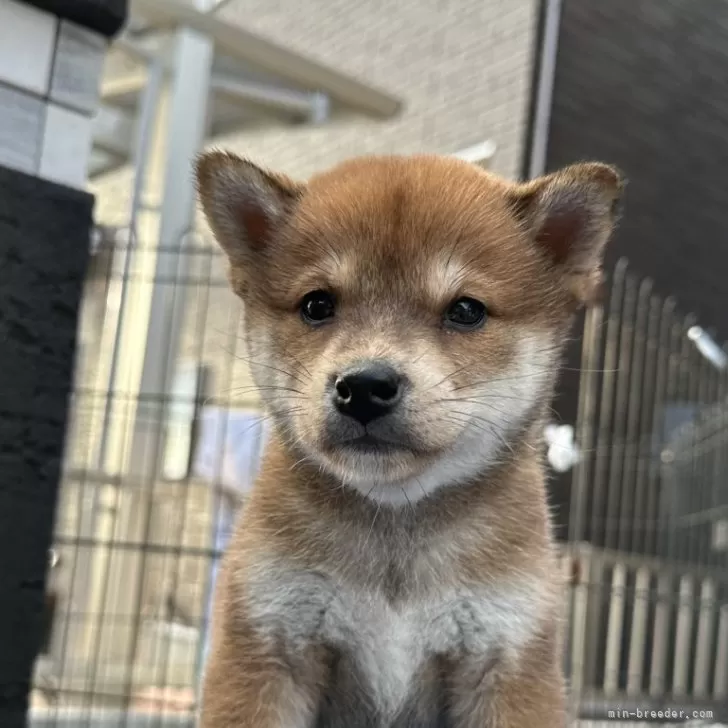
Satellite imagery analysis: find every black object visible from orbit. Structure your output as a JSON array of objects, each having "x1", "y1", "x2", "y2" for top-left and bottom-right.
[
  {"x1": 22, "y1": 0, "x2": 127, "y2": 38},
  {"x1": 0, "y1": 169, "x2": 93, "y2": 725},
  {"x1": 0, "y1": 6, "x2": 127, "y2": 721}
]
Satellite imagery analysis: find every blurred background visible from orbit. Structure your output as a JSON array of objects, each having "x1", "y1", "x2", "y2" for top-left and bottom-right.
[{"x1": 1, "y1": 0, "x2": 728, "y2": 727}]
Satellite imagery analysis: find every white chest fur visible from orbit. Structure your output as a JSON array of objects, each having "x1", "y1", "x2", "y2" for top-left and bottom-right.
[
  {"x1": 323, "y1": 592, "x2": 450, "y2": 716},
  {"x1": 245, "y1": 565, "x2": 549, "y2": 718}
]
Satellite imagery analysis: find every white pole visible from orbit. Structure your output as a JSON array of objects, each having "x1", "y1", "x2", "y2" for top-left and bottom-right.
[{"x1": 528, "y1": 0, "x2": 563, "y2": 179}]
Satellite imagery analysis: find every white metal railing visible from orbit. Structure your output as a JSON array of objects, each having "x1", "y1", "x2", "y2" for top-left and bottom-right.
[{"x1": 565, "y1": 543, "x2": 728, "y2": 719}]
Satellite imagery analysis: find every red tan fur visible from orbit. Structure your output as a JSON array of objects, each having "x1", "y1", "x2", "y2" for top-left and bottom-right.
[{"x1": 195, "y1": 152, "x2": 623, "y2": 728}]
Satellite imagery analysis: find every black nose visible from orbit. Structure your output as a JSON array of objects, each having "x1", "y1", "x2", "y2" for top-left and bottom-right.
[{"x1": 333, "y1": 362, "x2": 403, "y2": 425}]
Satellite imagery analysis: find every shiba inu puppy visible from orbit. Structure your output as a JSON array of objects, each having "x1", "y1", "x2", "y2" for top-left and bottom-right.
[{"x1": 195, "y1": 151, "x2": 622, "y2": 728}]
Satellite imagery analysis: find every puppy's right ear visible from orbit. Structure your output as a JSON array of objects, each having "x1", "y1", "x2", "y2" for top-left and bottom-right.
[
  {"x1": 507, "y1": 163, "x2": 624, "y2": 305},
  {"x1": 195, "y1": 150, "x2": 304, "y2": 263}
]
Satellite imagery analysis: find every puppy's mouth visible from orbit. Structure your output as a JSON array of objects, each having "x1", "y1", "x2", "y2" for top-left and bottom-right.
[{"x1": 337, "y1": 434, "x2": 413, "y2": 455}]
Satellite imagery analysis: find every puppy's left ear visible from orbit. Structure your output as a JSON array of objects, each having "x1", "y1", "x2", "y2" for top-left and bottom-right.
[
  {"x1": 195, "y1": 150, "x2": 304, "y2": 265},
  {"x1": 508, "y1": 162, "x2": 624, "y2": 304}
]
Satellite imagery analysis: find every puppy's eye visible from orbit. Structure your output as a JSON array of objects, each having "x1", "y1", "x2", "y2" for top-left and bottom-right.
[
  {"x1": 444, "y1": 297, "x2": 487, "y2": 330},
  {"x1": 301, "y1": 290, "x2": 335, "y2": 324}
]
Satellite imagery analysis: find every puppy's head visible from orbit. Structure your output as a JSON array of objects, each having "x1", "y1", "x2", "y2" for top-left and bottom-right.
[{"x1": 197, "y1": 152, "x2": 622, "y2": 505}]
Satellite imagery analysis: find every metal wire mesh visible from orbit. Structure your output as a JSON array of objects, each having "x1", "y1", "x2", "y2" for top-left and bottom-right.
[
  {"x1": 29, "y1": 228, "x2": 266, "y2": 727},
  {"x1": 27, "y1": 241, "x2": 728, "y2": 726},
  {"x1": 566, "y1": 259, "x2": 728, "y2": 724}
]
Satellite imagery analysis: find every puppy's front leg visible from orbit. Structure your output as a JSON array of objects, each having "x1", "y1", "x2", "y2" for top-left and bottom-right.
[
  {"x1": 446, "y1": 635, "x2": 567, "y2": 728},
  {"x1": 199, "y1": 565, "x2": 330, "y2": 728},
  {"x1": 200, "y1": 620, "x2": 329, "y2": 728},
  {"x1": 201, "y1": 637, "x2": 327, "y2": 727}
]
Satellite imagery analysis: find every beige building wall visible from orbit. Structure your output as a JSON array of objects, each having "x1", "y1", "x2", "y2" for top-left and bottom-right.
[{"x1": 212, "y1": 0, "x2": 537, "y2": 180}]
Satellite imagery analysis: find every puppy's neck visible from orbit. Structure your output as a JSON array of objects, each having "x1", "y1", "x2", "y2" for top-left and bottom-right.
[
  {"x1": 256, "y1": 418, "x2": 547, "y2": 523},
  {"x1": 247, "y1": 427, "x2": 553, "y2": 596}
]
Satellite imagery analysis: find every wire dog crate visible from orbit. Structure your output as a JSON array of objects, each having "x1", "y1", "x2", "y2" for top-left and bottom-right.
[
  {"x1": 28, "y1": 227, "x2": 270, "y2": 726},
  {"x1": 29, "y1": 246, "x2": 728, "y2": 728}
]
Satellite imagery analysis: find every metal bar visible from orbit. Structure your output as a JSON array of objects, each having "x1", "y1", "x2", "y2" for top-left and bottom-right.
[
  {"x1": 101, "y1": 71, "x2": 148, "y2": 101},
  {"x1": 92, "y1": 57, "x2": 165, "y2": 476},
  {"x1": 570, "y1": 543, "x2": 728, "y2": 585},
  {"x1": 527, "y1": 0, "x2": 562, "y2": 178},
  {"x1": 583, "y1": 555, "x2": 606, "y2": 696},
  {"x1": 644, "y1": 297, "x2": 676, "y2": 557},
  {"x1": 569, "y1": 302, "x2": 603, "y2": 545},
  {"x1": 580, "y1": 263, "x2": 626, "y2": 693},
  {"x1": 673, "y1": 314, "x2": 698, "y2": 572},
  {"x1": 603, "y1": 563, "x2": 626, "y2": 695},
  {"x1": 714, "y1": 603, "x2": 728, "y2": 698},
  {"x1": 116, "y1": 20, "x2": 215, "y2": 711},
  {"x1": 631, "y1": 291, "x2": 661, "y2": 555},
  {"x1": 618, "y1": 278, "x2": 652, "y2": 553},
  {"x1": 711, "y1": 376, "x2": 728, "y2": 576},
  {"x1": 672, "y1": 575, "x2": 694, "y2": 696},
  {"x1": 693, "y1": 579, "x2": 715, "y2": 698},
  {"x1": 589, "y1": 260, "x2": 627, "y2": 550},
  {"x1": 53, "y1": 535, "x2": 222, "y2": 560},
  {"x1": 109, "y1": 39, "x2": 332, "y2": 122},
  {"x1": 688, "y1": 326, "x2": 728, "y2": 371},
  {"x1": 210, "y1": 72, "x2": 327, "y2": 118},
  {"x1": 567, "y1": 552, "x2": 591, "y2": 698},
  {"x1": 626, "y1": 567, "x2": 650, "y2": 695},
  {"x1": 561, "y1": 552, "x2": 573, "y2": 670},
  {"x1": 684, "y1": 318, "x2": 706, "y2": 571},
  {"x1": 123, "y1": 28, "x2": 213, "y2": 494},
  {"x1": 649, "y1": 573, "x2": 672, "y2": 697},
  {"x1": 604, "y1": 271, "x2": 637, "y2": 551},
  {"x1": 655, "y1": 313, "x2": 686, "y2": 561}
]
